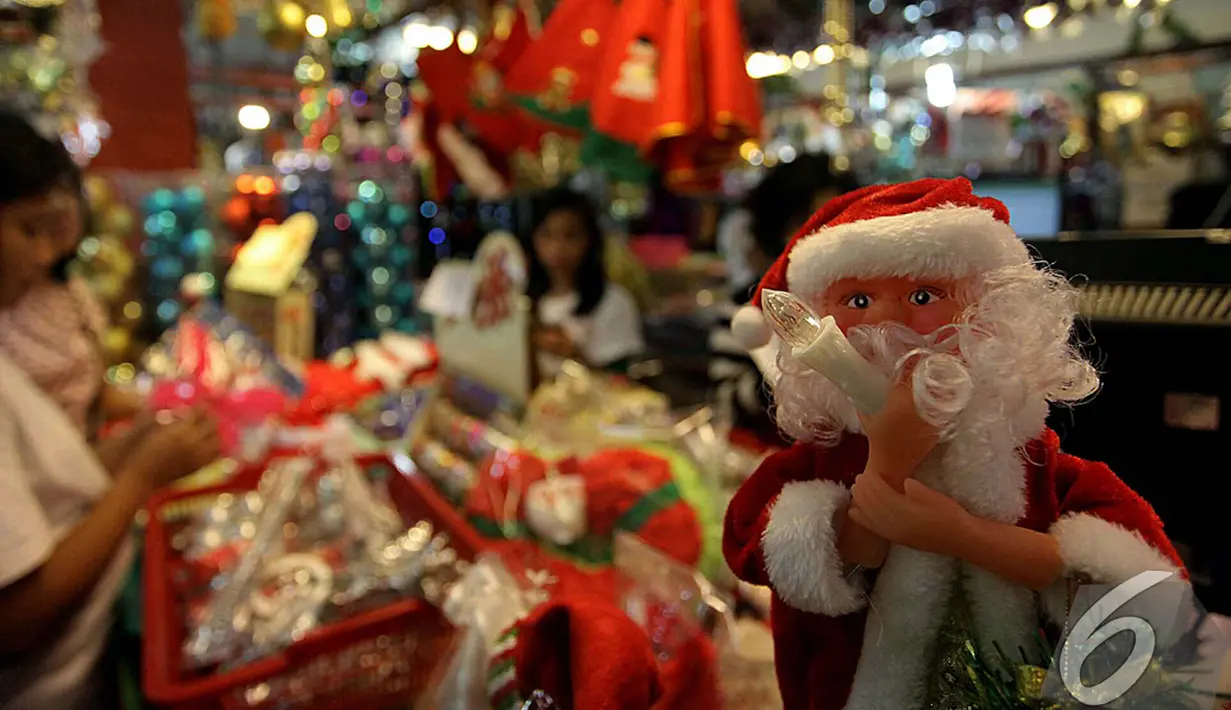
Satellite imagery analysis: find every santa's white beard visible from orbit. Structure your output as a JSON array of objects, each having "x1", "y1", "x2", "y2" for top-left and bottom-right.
[
  {"x1": 777, "y1": 319, "x2": 1053, "y2": 435},
  {"x1": 772, "y1": 321, "x2": 1051, "y2": 523}
]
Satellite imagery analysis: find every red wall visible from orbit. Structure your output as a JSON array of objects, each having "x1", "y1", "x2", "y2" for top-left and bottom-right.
[{"x1": 89, "y1": 0, "x2": 197, "y2": 171}]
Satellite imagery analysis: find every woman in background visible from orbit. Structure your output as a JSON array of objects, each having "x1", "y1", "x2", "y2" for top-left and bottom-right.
[
  {"x1": 710, "y1": 154, "x2": 858, "y2": 439},
  {"x1": 0, "y1": 109, "x2": 221, "y2": 709},
  {"x1": 527, "y1": 188, "x2": 645, "y2": 378}
]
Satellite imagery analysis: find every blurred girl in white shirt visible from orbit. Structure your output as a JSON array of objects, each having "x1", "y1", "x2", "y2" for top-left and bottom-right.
[{"x1": 527, "y1": 188, "x2": 645, "y2": 379}]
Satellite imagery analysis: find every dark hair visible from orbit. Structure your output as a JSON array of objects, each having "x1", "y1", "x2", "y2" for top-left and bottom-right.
[
  {"x1": 746, "y1": 153, "x2": 859, "y2": 260},
  {"x1": 0, "y1": 109, "x2": 85, "y2": 283},
  {"x1": 0, "y1": 109, "x2": 79, "y2": 206},
  {"x1": 525, "y1": 188, "x2": 607, "y2": 316}
]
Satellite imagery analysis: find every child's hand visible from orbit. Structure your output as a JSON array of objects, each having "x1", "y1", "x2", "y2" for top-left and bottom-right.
[
  {"x1": 125, "y1": 407, "x2": 222, "y2": 493},
  {"x1": 848, "y1": 473, "x2": 969, "y2": 557},
  {"x1": 533, "y1": 326, "x2": 581, "y2": 360}
]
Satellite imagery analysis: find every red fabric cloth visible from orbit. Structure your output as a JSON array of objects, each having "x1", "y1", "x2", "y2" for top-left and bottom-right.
[
  {"x1": 750, "y1": 177, "x2": 1011, "y2": 310},
  {"x1": 500, "y1": 595, "x2": 721, "y2": 710},
  {"x1": 645, "y1": 0, "x2": 761, "y2": 194},
  {"x1": 510, "y1": 597, "x2": 664, "y2": 710},
  {"x1": 589, "y1": 0, "x2": 669, "y2": 147},
  {"x1": 722, "y1": 429, "x2": 1183, "y2": 710},
  {"x1": 466, "y1": 3, "x2": 546, "y2": 154},
  {"x1": 502, "y1": 0, "x2": 617, "y2": 129}
]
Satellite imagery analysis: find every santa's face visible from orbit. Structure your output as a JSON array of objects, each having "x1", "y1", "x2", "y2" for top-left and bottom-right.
[
  {"x1": 817, "y1": 275, "x2": 966, "y2": 337},
  {"x1": 773, "y1": 265, "x2": 1096, "y2": 449}
]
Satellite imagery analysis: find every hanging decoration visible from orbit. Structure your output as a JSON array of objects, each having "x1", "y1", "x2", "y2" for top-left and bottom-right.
[
  {"x1": 346, "y1": 179, "x2": 420, "y2": 340},
  {"x1": 75, "y1": 175, "x2": 142, "y2": 364},
  {"x1": 415, "y1": 43, "x2": 513, "y2": 201},
  {"x1": 645, "y1": 0, "x2": 763, "y2": 194},
  {"x1": 140, "y1": 185, "x2": 218, "y2": 332},
  {"x1": 196, "y1": 0, "x2": 237, "y2": 41},
  {"x1": 0, "y1": 0, "x2": 105, "y2": 158},
  {"x1": 464, "y1": 1, "x2": 544, "y2": 158},
  {"x1": 583, "y1": 0, "x2": 666, "y2": 183},
  {"x1": 502, "y1": 0, "x2": 617, "y2": 131}
]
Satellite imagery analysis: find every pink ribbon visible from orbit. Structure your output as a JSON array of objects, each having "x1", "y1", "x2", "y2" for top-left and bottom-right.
[{"x1": 149, "y1": 377, "x2": 287, "y2": 454}]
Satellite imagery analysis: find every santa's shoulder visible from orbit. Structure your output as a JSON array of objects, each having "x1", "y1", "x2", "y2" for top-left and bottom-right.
[{"x1": 1019, "y1": 427, "x2": 1147, "y2": 513}]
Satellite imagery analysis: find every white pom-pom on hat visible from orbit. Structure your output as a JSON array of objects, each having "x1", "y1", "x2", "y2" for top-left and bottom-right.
[{"x1": 731, "y1": 305, "x2": 772, "y2": 350}]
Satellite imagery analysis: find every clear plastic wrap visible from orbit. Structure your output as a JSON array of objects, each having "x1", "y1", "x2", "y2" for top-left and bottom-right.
[
  {"x1": 178, "y1": 455, "x2": 468, "y2": 671},
  {"x1": 419, "y1": 555, "x2": 537, "y2": 710},
  {"x1": 613, "y1": 533, "x2": 782, "y2": 708},
  {"x1": 185, "y1": 458, "x2": 315, "y2": 668}
]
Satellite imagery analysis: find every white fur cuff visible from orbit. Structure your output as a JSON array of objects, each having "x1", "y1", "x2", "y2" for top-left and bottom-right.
[
  {"x1": 1051, "y1": 513, "x2": 1179, "y2": 584},
  {"x1": 760, "y1": 480, "x2": 867, "y2": 616}
]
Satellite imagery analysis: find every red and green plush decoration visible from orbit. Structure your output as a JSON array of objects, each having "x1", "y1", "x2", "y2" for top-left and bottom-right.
[
  {"x1": 462, "y1": 448, "x2": 703, "y2": 570},
  {"x1": 487, "y1": 596, "x2": 721, "y2": 710}
]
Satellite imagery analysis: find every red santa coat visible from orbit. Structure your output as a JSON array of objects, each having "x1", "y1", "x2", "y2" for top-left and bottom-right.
[{"x1": 723, "y1": 428, "x2": 1183, "y2": 710}]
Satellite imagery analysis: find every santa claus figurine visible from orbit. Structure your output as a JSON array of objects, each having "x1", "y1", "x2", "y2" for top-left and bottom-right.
[{"x1": 723, "y1": 177, "x2": 1183, "y2": 710}]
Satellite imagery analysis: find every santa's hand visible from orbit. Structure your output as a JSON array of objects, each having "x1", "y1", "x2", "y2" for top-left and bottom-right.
[
  {"x1": 858, "y1": 361, "x2": 941, "y2": 481},
  {"x1": 849, "y1": 475, "x2": 968, "y2": 556}
]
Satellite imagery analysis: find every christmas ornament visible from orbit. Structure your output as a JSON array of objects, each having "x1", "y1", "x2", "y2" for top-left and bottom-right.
[
  {"x1": 140, "y1": 186, "x2": 218, "y2": 331},
  {"x1": 464, "y1": 2, "x2": 546, "y2": 158},
  {"x1": 197, "y1": 0, "x2": 237, "y2": 41},
  {"x1": 258, "y1": 0, "x2": 308, "y2": 52},
  {"x1": 503, "y1": 0, "x2": 617, "y2": 130},
  {"x1": 345, "y1": 179, "x2": 421, "y2": 339},
  {"x1": 583, "y1": 0, "x2": 667, "y2": 182},
  {"x1": 0, "y1": 0, "x2": 104, "y2": 151}
]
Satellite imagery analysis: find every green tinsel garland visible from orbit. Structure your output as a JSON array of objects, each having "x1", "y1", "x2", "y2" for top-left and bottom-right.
[{"x1": 924, "y1": 584, "x2": 1216, "y2": 709}]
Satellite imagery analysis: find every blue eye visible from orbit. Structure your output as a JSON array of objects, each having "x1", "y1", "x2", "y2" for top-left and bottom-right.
[
  {"x1": 909, "y1": 287, "x2": 946, "y2": 306},
  {"x1": 844, "y1": 293, "x2": 871, "y2": 309}
]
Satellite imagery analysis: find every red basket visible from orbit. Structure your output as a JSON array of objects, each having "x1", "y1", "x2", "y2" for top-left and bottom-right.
[{"x1": 142, "y1": 453, "x2": 485, "y2": 710}]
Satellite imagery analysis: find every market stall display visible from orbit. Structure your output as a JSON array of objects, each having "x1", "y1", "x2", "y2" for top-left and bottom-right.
[{"x1": 142, "y1": 453, "x2": 483, "y2": 710}]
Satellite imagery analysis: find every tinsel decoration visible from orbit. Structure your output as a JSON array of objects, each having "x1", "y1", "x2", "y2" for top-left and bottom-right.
[
  {"x1": 140, "y1": 186, "x2": 218, "y2": 332},
  {"x1": 345, "y1": 179, "x2": 420, "y2": 339},
  {"x1": 281, "y1": 161, "x2": 354, "y2": 356},
  {"x1": 925, "y1": 587, "x2": 1218, "y2": 710},
  {"x1": 0, "y1": 0, "x2": 105, "y2": 154},
  {"x1": 75, "y1": 175, "x2": 141, "y2": 364}
]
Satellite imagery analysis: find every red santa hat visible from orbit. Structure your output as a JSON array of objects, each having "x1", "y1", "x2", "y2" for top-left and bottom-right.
[
  {"x1": 487, "y1": 597, "x2": 663, "y2": 710},
  {"x1": 730, "y1": 177, "x2": 1030, "y2": 349},
  {"x1": 487, "y1": 596, "x2": 721, "y2": 710}
]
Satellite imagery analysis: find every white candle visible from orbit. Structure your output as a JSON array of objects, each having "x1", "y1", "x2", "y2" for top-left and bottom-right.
[{"x1": 761, "y1": 289, "x2": 890, "y2": 415}]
